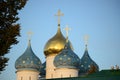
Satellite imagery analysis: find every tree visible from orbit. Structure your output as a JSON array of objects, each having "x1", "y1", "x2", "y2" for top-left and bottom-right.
[
  {"x1": 88, "y1": 64, "x2": 97, "y2": 74},
  {"x1": 0, "y1": 0, "x2": 28, "y2": 73}
]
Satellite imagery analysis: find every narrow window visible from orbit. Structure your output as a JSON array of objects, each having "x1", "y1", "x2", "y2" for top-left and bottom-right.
[
  {"x1": 21, "y1": 77, "x2": 23, "y2": 80},
  {"x1": 51, "y1": 74, "x2": 53, "y2": 78},
  {"x1": 61, "y1": 74, "x2": 63, "y2": 78},
  {"x1": 29, "y1": 76, "x2": 31, "y2": 80}
]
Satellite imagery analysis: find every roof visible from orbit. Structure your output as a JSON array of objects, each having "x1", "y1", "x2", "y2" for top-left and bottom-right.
[
  {"x1": 54, "y1": 41, "x2": 80, "y2": 69},
  {"x1": 79, "y1": 45, "x2": 99, "y2": 75},
  {"x1": 15, "y1": 40, "x2": 41, "y2": 71},
  {"x1": 44, "y1": 26, "x2": 66, "y2": 56},
  {"x1": 44, "y1": 26, "x2": 73, "y2": 56}
]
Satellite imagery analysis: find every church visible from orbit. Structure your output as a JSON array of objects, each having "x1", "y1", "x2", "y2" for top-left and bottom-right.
[{"x1": 14, "y1": 10, "x2": 120, "y2": 80}]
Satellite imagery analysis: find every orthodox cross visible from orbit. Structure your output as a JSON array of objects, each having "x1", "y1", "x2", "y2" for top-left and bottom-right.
[
  {"x1": 27, "y1": 31, "x2": 33, "y2": 40},
  {"x1": 55, "y1": 9, "x2": 64, "y2": 25},
  {"x1": 84, "y1": 35, "x2": 89, "y2": 47},
  {"x1": 64, "y1": 25, "x2": 71, "y2": 41}
]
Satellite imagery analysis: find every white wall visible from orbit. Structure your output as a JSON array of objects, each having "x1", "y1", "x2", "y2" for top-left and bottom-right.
[
  {"x1": 55, "y1": 68, "x2": 78, "y2": 78},
  {"x1": 46, "y1": 54, "x2": 57, "y2": 79},
  {"x1": 16, "y1": 70, "x2": 39, "y2": 80}
]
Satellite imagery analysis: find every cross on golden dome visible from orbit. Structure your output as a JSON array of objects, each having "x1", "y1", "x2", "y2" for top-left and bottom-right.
[{"x1": 55, "y1": 9, "x2": 64, "y2": 25}]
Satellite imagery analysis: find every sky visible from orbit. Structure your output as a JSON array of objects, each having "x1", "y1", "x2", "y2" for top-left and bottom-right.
[{"x1": 0, "y1": 0, "x2": 120, "y2": 80}]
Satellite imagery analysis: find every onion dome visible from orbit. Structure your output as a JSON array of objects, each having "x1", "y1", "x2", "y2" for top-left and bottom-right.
[
  {"x1": 40, "y1": 62, "x2": 46, "y2": 77},
  {"x1": 44, "y1": 26, "x2": 73, "y2": 56},
  {"x1": 54, "y1": 41, "x2": 80, "y2": 69},
  {"x1": 15, "y1": 40, "x2": 41, "y2": 71},
  {"x1": 79, "y1": 45, "x2": 99, "y2": 75}
]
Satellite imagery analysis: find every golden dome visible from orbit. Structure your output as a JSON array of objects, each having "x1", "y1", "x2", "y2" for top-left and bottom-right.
[{"x1": 44, "y1": 26, "x2": 66, "y2": 56}]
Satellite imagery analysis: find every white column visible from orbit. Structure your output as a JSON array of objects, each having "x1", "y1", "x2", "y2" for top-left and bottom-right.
[{"x1": 46, "y1": 55, "x2": 56, "y2": 79}]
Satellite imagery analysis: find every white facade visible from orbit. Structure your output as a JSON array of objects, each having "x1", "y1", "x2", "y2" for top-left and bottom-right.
[
  {"x1": 54, "y1": 68, "x2": 79, "y2": 78},
  {"x1": 16, "y1": 70, "x2": 39, "y2": 80}
]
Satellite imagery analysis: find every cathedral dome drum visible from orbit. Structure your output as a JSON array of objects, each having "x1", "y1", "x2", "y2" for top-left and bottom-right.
[
  {"x1": 15, "y1": 40, "x2": 41, "y2": 71},
  {"x1": 54, "y1": 41, "x2": 80, "y2": 69}
]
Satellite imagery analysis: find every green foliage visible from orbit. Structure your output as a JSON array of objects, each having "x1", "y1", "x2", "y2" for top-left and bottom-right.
[{"x1": 0, "y1": 0, "x2": 27, "y2": 73}]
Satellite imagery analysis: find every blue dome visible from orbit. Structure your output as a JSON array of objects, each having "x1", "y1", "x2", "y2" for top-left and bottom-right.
[
  {"x1": 15, "y1": 40, "x2": 41, "y2": 71},
  {"x1": 54, "y1": 41, "x2": 80, "y2": 69},
  {"x1": 79, "y1": 45, "x2": 99, "y2": 75}
]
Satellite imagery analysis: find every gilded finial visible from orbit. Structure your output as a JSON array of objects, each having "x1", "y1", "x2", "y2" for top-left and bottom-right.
[
  {"x1": 84, "y1": 35, "x2": 89, "y2": 49},
  {"x1": 64, "y1": 25, "x2": 71, "y2": 42},
  {"x1": 55, "y1": 9, "x2": 64, "y2": 26}
]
